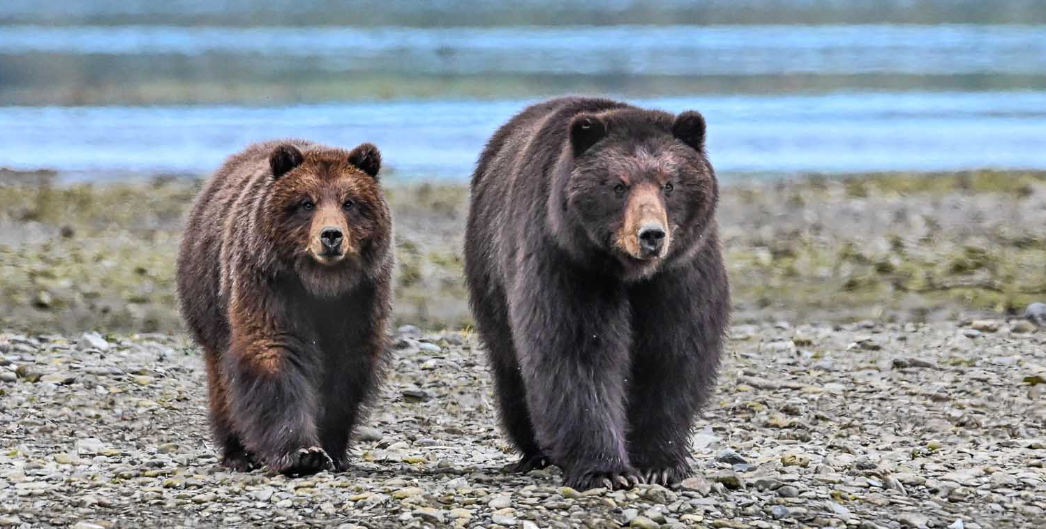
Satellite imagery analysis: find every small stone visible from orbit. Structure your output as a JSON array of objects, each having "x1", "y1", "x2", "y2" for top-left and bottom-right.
[
  {"x1": 79, "y1": 332, "x2": 110, "y2": 351},
  {"x1": 948, "y1": 520, "x2": 964, "y2": 529},
  {"x1": 392, "y1": 487, "x2": 425, "y2": 499},
  {"x1": 771, "y1": 505, "x2": 789, "y2": 519},
  {"x1": 252, "y1": 487, "x2": 275, "y2": 502},
  {"x1": 54, "y1": 453, "x2": 75, "y2": 464},
  {"x1": 712, "y1": 471, "x2": 742, "y2": 489},
  {"x1": 72, "y1": 523, "x2": 104, "y2": 529},
  {"x1": 630, "y1": 516, "x2": 660, "y2": 529},
  {"x1": 397, "y1": 325, "x2": 422, "y2": 338},
  {"x1": 401, "y1": 389, "x2": 431, "y2": 402},
  {"x1": 679, "y1": 476, "x2": 712, "y2": 495},
  {"x1": 76, "y1": 438, "x2": 106, "y2": 455},
  {"x1": 356, "y1": 426, "x2": 382, "y2": 442},
  {"x1": 898, "y1": 513, "x2": 930, "y2": 529},
  {"x1": 970, "y1": 320, "x2": 999, "y2": 332},
  {"x1": 778, "y1": 485, "x2": 799, "y2": 498},
  {"x1": 40, "y1": 373, "x2": 76, "y2": 385},
  {"x1": 488, "y1": 495, "x2": 511, "y2": 509},
  {"x1": 0, "y1": 372, "x2": 15, "y2": 383},
  {"x1": 491, "y1": 514, "x2": 517, "y2": 526},
  {"x1": 448, "y1": 508, "x2": 472, "y2": 520},
  {"x1": 132, "y1": 375, "x2": 154, "y2": 386},
  {"x1": 0, "y1": 518, "x2": 22, "y2": 528},
  {"x1": 191, "y1": 493, "x2": 217, "y2": 504},
  {"x1": 1025, "y1": 302, "x2": 1046, "y2": 327},
  {"x1": 558, "y1": 486, "x2": 581, "y2": 499},
  {"x1": 826, "y1": 501, "x2": 851, "y2": 520},
  {"x1": 417, "y1": 342, "x2": 441, "y2": 353},
  {"x1": 1011, "y1": 320, "x2": 1036, "y2": 333},
  {"x1": 521, "y1": 521, "x2": 539, "y2": 529},
  {"x1": 715, "y1": 449, "x2": 747, "y2": 465},
  {"x1": 642, "y1": 485, "x2": 675, "y2": 505},
  {"x1": 414, "y1": 508, "x2": 444, "y2": 524}
]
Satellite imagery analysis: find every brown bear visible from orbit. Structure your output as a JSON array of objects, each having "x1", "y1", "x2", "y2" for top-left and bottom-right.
[
  {"x1": 176, "y1": 139, "x2": 393, "y2": 476},
  {"x1": 464, "y1": 97, "x2": 730, "y2": 490}
]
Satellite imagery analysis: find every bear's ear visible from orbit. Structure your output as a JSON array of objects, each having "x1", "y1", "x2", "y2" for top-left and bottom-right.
[
  {"x1": 348, "y1": 143, "x2": 381, "y2": 178},
  {"x1": 269, "y1": 144, "x2": 304, "y2": 179},
  {"x1": 673, "y1": 111, "x2": 706, "y2": 152},
  {"x1": 569, "y1": 114, "x2": 607, "y2": 155}
]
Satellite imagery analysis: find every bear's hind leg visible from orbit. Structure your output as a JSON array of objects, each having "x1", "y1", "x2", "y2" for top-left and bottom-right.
[
  {"x1": 470, "y1": 286, "x2": 548, "y2": 472},
  {"x1": 204, "y1": 350, "x2": 257, "y2": 472}
]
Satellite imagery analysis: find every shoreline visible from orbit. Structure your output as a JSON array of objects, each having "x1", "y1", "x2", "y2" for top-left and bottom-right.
[{"x1": 1, "y1": 169, "x2": 1044, "y2": 333}]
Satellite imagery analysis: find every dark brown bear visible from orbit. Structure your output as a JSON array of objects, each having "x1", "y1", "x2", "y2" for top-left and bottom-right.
[
  {"x1": 176, "y1": 139, "x2": 393, "y2": 476},
  {"x1": 464, "y1": 97, "x2": 730, "y2": 490}
]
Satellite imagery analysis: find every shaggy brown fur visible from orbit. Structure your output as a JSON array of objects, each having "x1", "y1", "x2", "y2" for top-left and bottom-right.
[
  {"x1": 464, "y1": 97, "x2": 730, "y2": 490},
  {"x1": 176, "y1": 139, "x2": 393, "y2": 476}
]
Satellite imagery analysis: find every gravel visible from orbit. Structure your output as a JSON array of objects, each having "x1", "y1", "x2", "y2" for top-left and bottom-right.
[{"x1": 1, "y1": 321, "x2": 1043, "y2": 527}]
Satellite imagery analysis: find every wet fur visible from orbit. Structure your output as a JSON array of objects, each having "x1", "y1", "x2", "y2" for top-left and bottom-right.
[
  {"x1": 464, "y1": 97, "x2": 730, "y2": 489},
  {"x1": 176, "y1": 139, "x2": 393, "y2": 475}
]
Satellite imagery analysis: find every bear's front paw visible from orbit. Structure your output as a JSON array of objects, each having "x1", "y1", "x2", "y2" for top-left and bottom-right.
[
  {"x1": 504, "y1": 452, "x2": 551, "y2": 474},
  {"x1": 270, "y1": 446, "x2": 333, "y2": 477},
  {"x1": 565, "y1": 467, "x2": 644, "y2": 491},
  {"x1": 637, "y1": 461, "x2": 692, "y2": 486}
]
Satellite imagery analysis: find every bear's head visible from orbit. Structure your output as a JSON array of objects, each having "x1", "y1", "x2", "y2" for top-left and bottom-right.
[
  {"x1": 264, "y1": 142, "x2": 391, "y2": 297},
  {"x1": 556, "y1": 108, "x2": 717, "y2": 281}
]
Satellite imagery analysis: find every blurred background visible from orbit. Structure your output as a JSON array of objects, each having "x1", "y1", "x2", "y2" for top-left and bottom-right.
[{"x1": 1, "y1": 0, "x2": 1044, "y2": 333}]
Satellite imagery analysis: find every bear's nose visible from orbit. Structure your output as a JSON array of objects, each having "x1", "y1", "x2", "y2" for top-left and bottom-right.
[
  {"x1": 320, "y1": 227, "x2": 343, "y2": 251},
  {"x1": 638, "y1": 224, "x2": 665, "y2": 257}
]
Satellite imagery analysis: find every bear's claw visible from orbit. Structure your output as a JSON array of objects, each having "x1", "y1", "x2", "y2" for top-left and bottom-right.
[
  {"x1": 272, "y1": 446, "x2": 333, "y2": 477},
  {"x1": 505, "y1": 453, "x2": 551, "y2": 473},
  {"x1": 566, "y1": 468, "x2": 644, "y2": 491}
]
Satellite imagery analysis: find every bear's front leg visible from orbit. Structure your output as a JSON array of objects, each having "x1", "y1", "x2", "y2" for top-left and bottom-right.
[
  {"x1": 626, "y1": 264, "x2": 729, "y2": 485},
  {"x1": 225, "y1": 292, "x2": 331, "y2": 476},
  {"x1": 509, "y1": 257, "x2": 642, "y2": 490}
]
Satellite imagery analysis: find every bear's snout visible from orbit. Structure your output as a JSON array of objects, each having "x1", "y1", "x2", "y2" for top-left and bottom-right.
[
  {"x1": 638, "y1": 222, "x2": 666, "y2": 258},
  {"x1": 319, "y1": 227, "x2": 343, "y2": 254}
]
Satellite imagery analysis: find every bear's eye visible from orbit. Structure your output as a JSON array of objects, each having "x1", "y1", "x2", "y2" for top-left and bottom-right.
[
  {"x1": 663, "y1": 182, "x2": 674, "y2": 193},
  {"x1": 300, "y1": 200, "x2": 315, "y2": 211},
  {"x1": 613, "y1": 183, "x2": 627, "y2": 195},
  {"x1": 343, "y1": 199, "x2": 355, "y2": 211}
]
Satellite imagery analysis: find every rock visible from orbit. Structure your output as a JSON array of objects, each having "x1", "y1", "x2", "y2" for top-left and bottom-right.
[
  {"x1": 1025, "y1": 302, "x2": 1046, "y2": 327},
  {"x1": 898, "y1": 513, "x2": 930, "y2": 529},
  {"x1": 771, "y1": 505, "x2": 789, "y2": 519},
  {"x1": 401, "y1": 388, "x2": 431, "y2": 402},
  {"x1": 679, "y1": 476, "x2": 712, "y2": 495},
  {"x1": 0, "y1": 372, "x2": 15, "y2": 383},
  {"x1": 132, "y1": 375, "x2": 154, "y2": 386},
  {"x1": 72, "y1": 523, "x2": 105, "y2": 529},
  {"x1": 488, "y1": 495, "x2": 511, "y2": 509},
  {"x1": 356, "y1": 426, "x2": 382, "y2": 442},
  {"x1": 715, "y1": 449, "x2": 747, "y2": 465},
  {"x1": 40, "y1": 373, "x2": 76, "y2": 385},
  {"x1": 417, "y1": 342, "x2": 441, "y2": 353},
  {"x1": 448, "y1": 508, "x2": 472, "y2": 520},
  {"x1": 948, "y1": 520, "x2": 964, "y2": 529},
  {"x1": 777, "y1": 485, "x2": 799, "y2": 498},
  {"x1": 1011, "y1": 320, "x2": 1037, "y2": 334},
  {"x1": 191, "y1": 493, "x2": 217, "y2": 504},
  {"x1": 491, "y1": 513, "x2": 518, "y2": 526},
  {"x1": 630, "y1": 516, "x2": 660, "y2": 529},
  {"x1": 970, "y1": 320, "x2": 999, "y2": 332},
  {"x1": 78, "y1": 332, "x2": 110, "y2": 351},
  {"x1": 252, "y1": 487, "x2": 275, "y2": 502},
  {"x1": 711, "y1": 471, "x2": 742, "y2": 489},
  {"x1": 826, "y1": 501, "x2": 851, "y2": 520},
  {"x1": 0, "y1": 518, "x2": 22, "y2": 528},
  {"x1": 415, "y1": 508, "x2": 444, "y2": 524},
  {"x1": 642, "y1": 485, "x2": 675, "y2": 505},
  {"x1": 76, "y1": 438, "x2": 106, "y2": 455},
  {"x1": 392, "y1": 487, "x2": 425, "y2": 499}
]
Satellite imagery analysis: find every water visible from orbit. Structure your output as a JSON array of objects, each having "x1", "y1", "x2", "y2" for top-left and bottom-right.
[
  {"x1": 1, "y1": 14, "x2": 1045, "y2": 179},
  {"x1": 2, "y1": 92, "x2": 1045, "y2": 180}
]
